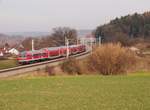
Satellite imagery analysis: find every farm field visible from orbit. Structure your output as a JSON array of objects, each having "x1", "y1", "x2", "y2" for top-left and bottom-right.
[
  {"x1": 0, "y1": 59, "x2": 18, "y2": 70},
  {"x1": 0, "y1": 74, "x2": 150, "y2": 110}
]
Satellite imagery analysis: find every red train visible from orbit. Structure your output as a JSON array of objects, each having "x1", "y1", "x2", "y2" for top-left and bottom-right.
[{"x1": 17, "y1": 45, "x2": 86, "y2": 64}]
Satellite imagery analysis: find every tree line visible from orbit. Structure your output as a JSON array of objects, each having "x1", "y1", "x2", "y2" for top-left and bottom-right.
[{"x1": 94, "y1": 11, "x2": 150, "y2": 46}]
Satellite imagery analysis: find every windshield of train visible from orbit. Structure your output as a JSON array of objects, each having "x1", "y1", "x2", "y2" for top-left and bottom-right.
[{"x1": 19, "y1": 52, "x2": 26, "y2": 58}]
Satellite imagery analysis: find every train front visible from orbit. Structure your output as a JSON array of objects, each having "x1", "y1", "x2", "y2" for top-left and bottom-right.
[{"x1": 17, "y1": 51, "x2": 29, "y2": 64}]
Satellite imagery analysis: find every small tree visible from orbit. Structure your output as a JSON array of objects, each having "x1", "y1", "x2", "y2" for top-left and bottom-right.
[{"x1": 61, "y1": 58, "x2": 81, "y2": 75}]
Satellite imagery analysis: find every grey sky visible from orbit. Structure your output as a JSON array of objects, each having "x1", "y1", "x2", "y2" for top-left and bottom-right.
[{"x1": 0, "y1": 0, "x2": 150, "y2": 32}]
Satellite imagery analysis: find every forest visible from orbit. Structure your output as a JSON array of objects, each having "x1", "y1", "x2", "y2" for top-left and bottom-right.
[{"x1": 94, "y1": 12, "x2": 150, "y2": 46}]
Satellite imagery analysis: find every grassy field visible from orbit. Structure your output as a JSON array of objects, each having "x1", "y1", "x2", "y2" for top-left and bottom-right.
[
  {"x1": 0, "y1": 75, "x2": 150, "y2": 110},
  {"x1": 0, "y1": 59, "x2": 18, "y2": 70}
]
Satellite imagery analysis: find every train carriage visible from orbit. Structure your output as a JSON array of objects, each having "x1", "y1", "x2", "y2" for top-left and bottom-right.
[
  {"x1": 17, "y1": 44, "x2": 86, "y2": 64},
  {"x1": 17, "y1": 49, "x2": 48, "y2": 64}
]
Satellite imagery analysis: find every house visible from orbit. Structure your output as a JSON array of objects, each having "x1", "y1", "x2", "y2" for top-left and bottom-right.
[
  {"x1": 3, "y1": 47, "x2": 9, "y2": 54},
  {"x1": 0, "y1": 51, "x2": 4, "y2": 57},
  {"x1": 0, "y1": 48, "x2": 5, "y2": 57},
  {"x1": 0, "y1": 47, "x2": 11, "y2": 57},
  {"x1": 11, "y1": 44, "x2": 25, "y2": 52},
  {"x1": 8, "y1": 48, "x2": 19, "y2": 55},
  {"x1": 8, "y1": 44, "x2": 25, "y2": 56}
]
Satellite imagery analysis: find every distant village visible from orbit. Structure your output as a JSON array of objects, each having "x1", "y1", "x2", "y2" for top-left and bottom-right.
[{"x1": 0, "y1": 43, "x2": 25, "y2": 58}]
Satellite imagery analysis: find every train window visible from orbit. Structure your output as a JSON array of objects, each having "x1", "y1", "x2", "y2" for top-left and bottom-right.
[
  {"x1": 20, "y1": 53, "x2": 26, "y2": 58},
  {"x1": 33, "y1": 54, "x2": 40, "y2": 57}
]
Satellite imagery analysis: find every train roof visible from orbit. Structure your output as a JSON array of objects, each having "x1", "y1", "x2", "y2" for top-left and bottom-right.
[
  {"x1": 41, "y1": 46, "x2": 60, "y2": 51},
  {"x1": 47, "y1": 47, "x2": 60, "y2": 50},
  {"x1": 20, "y1": 51, "x2": 26, "y2": 55},
  {"x1": 69, "y1": 45, "x2": 79, "y2": 47},
  {"x1": 20, "y1": 49, "x2": 45, "y2": 55},
  {"x1": 42, "y1": 45, "x2": 68, "y2": 50},
  {"x1": 19, "y1": 45, "x2": 84, "y2": 55},
  {"x1": 45, "y1": 45, "x2": 80, "y2": 50}
]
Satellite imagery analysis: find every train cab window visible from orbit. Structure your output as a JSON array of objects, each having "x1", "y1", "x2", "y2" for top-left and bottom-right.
[{"x1": 19, "y1": 53, "x2": 26, "y2": 58}]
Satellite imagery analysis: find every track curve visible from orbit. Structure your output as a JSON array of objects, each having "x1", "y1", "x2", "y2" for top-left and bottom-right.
[{"x1": 0, "y1": 51, "x2": 90, "y2": 78}]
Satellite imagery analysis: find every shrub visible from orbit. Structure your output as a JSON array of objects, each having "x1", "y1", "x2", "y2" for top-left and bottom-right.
[
  {"x1": 61, "y1": 58, "x2": 82, "y2": 75},
  {"x1": 45, "y1": 66, "x2": 55, "y2": 76},
  {"x1": 87, "y1": 43, "x2": 137, "y2": 75}
]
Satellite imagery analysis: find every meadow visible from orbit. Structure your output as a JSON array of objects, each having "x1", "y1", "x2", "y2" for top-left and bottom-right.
[
  {"x1": 0, "y1": 74, "x2": 150, "y2": 110},
  {"x1": 0, "y1": 59, "x2": 18, "y2": 70}
]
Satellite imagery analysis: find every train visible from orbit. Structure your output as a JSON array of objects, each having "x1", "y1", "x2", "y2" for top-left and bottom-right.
[{"x1": 17, "y1": 44, "x2": 86, "y2": 64}]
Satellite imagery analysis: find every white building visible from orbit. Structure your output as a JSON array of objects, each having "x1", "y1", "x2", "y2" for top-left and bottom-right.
[
  {"x1": 0, "y1": 51, "x2": 4, "y2": 57},
  {"x1": 8, "y1": 48, "x2": 19, "y2": 55}
]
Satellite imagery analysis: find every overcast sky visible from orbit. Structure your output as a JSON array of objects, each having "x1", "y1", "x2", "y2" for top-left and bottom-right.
[{"x1": 0, "y1": 0, "x2": 150, "y2": 32}]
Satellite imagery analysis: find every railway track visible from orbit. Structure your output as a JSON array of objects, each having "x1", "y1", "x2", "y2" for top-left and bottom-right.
[{"x1": 0, "y1": 51, "x2": 90, "y2": 78}]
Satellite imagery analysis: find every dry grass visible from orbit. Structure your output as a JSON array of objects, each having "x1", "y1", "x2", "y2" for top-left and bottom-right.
[{"x1": 133, "y1": 56, "x2": 150, "y2": 72}]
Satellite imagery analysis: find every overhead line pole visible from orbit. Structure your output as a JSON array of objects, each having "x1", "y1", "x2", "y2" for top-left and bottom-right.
[
  {"x1": 65, "y1": 37, "x2": 69, "y2": 59},
  {"x1": 96, "y1": 36, "x2": 102, "y2": 46},
  {"x1": 32, "y1": 39, "x2": 34, "y2": 51}
]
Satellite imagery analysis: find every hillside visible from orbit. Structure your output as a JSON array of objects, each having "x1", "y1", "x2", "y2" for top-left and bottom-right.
[
  {"x1": 95, "y1": 12, "x2": 150, "y2": 45},
  {"x1": 0, "y1": 34, "x2": 24, "y2": 47},
  {"x1": 5, "y1": 30, "x2": 92, "y2": 37}
]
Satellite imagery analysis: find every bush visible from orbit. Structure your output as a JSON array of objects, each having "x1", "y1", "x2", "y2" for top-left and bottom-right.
[
  {"x1": 87, "y1": 43, "x2": 137, "y2": 75},
  {"x1": 61, "y1": 58, "x2": 82, "y2": 75},
  {"x1": 45, "y1": 66, "x2": 55, "y2": 76}
]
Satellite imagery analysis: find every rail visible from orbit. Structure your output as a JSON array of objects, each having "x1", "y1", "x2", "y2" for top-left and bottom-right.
[{"x1": 0, "y1": 51, "x2": 90, "y2": 78}]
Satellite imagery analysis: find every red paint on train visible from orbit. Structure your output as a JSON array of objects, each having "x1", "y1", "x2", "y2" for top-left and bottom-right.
[{"x1": 17, "y1": 45, "x2": 86, "y2": 64}]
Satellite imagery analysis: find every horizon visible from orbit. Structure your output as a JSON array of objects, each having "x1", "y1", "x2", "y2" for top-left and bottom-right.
[
  {"x1": 0, "y1": 0, "x2": 150, "y2": 33},
  {"x1": 3, "y1": 29, "x2": 92, "y2": 37}
]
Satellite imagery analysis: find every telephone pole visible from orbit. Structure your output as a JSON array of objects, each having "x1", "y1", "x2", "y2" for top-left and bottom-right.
[
  {"x1": 99, "y1": 36, "x2": 102, "y2": 45},
  {"x1": 65, "y1": 37, "x2": 69, "y2": 59}
]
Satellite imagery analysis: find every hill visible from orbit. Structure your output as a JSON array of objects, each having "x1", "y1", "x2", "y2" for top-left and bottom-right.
[
  {"x1": 5, "y1": 32, "x2": 51, "y2": 37},
  {"x1": 0, "y1": 34, "x2": 24, "y2": 47},
  {"x1": 5, "y1": 30, "x2": 92, "y2": 38},
  {"x1": 95, "y1": 12, "x2": 150, "y2": 45}
]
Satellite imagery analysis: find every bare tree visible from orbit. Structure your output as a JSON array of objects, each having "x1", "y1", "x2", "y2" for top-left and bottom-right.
[
  {"x1": 52, "y1": 27, "x2": 77, "y2": 46},
  {"x1": 21, "y1": 27, "x2": 78, "y2": 50}
]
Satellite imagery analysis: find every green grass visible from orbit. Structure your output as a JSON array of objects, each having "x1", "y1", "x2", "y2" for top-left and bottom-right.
[
  {"x1": 0, "y1": 75, "x2": 150, "y2": 110},
  {"x1": 0, "y1": 59, "x2": 18, "y2": 70}
]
